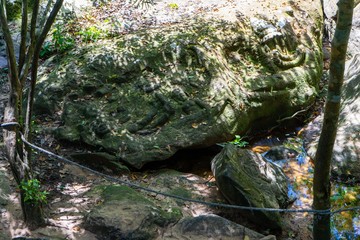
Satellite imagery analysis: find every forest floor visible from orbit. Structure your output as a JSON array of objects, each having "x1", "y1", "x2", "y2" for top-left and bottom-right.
[{"x1": 0, "y1": 0, "x2": 334, "y2": 239}]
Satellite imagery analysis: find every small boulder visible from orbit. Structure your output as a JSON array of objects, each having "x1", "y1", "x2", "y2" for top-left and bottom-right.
[
  {"x1": 84, "y1": 185, "x2": 182, "y2": 240},
  {"x1": 263, "y1": 146, "x2": 298, "y2": 161},
  {"x1": 211, "y1": 144, "x2": 291, "y2": 229}
]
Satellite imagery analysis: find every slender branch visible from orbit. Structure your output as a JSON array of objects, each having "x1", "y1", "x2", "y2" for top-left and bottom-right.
[
  {"x1": 25, "y1": 0, "x2": 64, "y2": 139},
  {"x1": 39, "y1": 0, "x2": 54, "y2": 30},
  {"x1": 277, "y1": 105, "x2": 312, "y2": 123},
  {"x1": 34, "y1": 0, "x2": 64, "y2": 54},
  {"x1": 0, "y1": 0, "x2": 20, "y2": 90},
  {"x1": 19, "y1": 0, "x2": 40, "y2": 87},
  {"x1": 18, "y1": 0, "x2": 28, "y2": 73},
  {"x1": 30, "y1": 0, "x2": 40, "y2": 40}
]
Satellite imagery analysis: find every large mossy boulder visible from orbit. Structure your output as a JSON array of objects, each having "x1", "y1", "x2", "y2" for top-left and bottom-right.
[
  {"x1": 211, "y1": 144, "x2": 291, "y2": 229},
  {"x1": 305, "y1": 55, "x2": 360, "y2": 179},
  {"x1": 35, "y1": 0, "x2": 323, "y2": 168}
]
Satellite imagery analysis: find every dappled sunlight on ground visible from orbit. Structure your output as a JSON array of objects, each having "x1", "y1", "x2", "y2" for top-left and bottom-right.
[
  {"x1": 0, "y1": 156, "x2": 99, "y2": 239},
  {"x1": 38, "y1": 179, "x2": 100, "y2": 239},
  {"x1": 56, "y1": 182, "x2": 91, "y2": 196},
  {"x1": 46, "y1": 195, "x2": 95, "y2": 239}
]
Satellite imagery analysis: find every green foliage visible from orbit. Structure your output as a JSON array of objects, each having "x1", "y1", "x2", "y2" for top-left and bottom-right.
[
  {"x1": 5, "y1": 0, "x2": 36, "y2": 21},
  {"x1": 52, "y1": 24, "x2": 75, "y2": 51},
  {"x1": 330, "y1": 184, "x2": 360, "y2": 238},
  {"x1": 5, "y1": 0, "x2": 21, "y2": 21},
  {"x1": 78, "y1": 26, "x2": 104, "y2": 42},
  {"x1": 19, "y1": 179, "x2": 48, "y2": 205},
  {"x1": 168, "y1": 3, "x2": 179, "y2": 10},
  {"x1": 331, "y1": 185, "x2": 359, "y2": 205},
  {"x1": 217, "y1": 135, "x2": 249, "y2": 148},
  {"x1": 229, "y1": 135, "x2": 249, "y2": 148},
  {"x1": 39, "y1": 41, "x2": 54, "y2": 58},
  {"x1": 283, "y1": 137, "x2": 304, "y2": 154},
  {"x1": 40, "y1": 24, "x2": 75, "y2": 57},
  {"x1": 131, "y1": 0, "x2": 154, "y2": 9}
]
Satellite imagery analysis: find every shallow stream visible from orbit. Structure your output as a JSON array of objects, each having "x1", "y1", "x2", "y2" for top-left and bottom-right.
[{"x1": 247, "y1": 130, "x2": 359, "y2": 239}]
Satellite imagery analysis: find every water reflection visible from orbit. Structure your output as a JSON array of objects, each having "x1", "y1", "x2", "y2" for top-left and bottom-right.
[
  {"x1": 259, "y1": 135, "x2": 359, "y2": 239},
  {"x1": 331, "y1": 184, "x2": 360, "y2": 240}
]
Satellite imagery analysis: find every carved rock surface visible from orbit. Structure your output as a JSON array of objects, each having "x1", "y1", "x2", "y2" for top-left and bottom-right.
[
  {"x1": 35, "y1": 0, "x2": 323, "y2": 168},
  {"x1": 305, "y1": 55, "x2": 360, "y2": 179},
  {"x1": 211, "y1": 144, "x2": 291, "y2": 229}
]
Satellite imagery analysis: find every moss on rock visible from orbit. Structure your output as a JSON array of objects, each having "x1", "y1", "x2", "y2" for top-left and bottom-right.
[{"x1": 35, "y1": 3, "x2": 323, "y2": 168}]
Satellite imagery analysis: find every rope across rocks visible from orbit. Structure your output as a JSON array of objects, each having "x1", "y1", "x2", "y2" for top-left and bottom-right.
[{"x1": 1, "y1": 121, "x2": 359, "y2": 216}]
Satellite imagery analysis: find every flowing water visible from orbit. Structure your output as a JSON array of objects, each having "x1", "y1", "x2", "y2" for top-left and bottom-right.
[{"x1": 252, "y1": 131, "x2": 360, "y2": 240}]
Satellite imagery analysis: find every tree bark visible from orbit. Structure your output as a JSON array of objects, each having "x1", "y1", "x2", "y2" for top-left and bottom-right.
[
  {"x1": 25, "y1": 0, "x2": 64, "y2": 139},
  {"x1": 18, "y1": 0, "x2": 28, "y2": 73},
  {"x1": 313, "y1": 0, "x2": 354, "y2": 239},
  {"x1": 0, "y1": 0, "x2": 64, "y2": 229}
]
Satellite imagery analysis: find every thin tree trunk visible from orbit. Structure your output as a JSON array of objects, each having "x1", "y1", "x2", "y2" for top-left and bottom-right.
[
  {"x1": 25, "y1": 0, "x2": 64, "y2": 138},
  {"x1": 18, "y1": 0, "x2": 28, "y2": 73},
  {"x1": 0, "y1": 0, "x2": 64, "y2": 229},
  {"x1": 313, "y1": 0, "x2": 354, "y2": 239},
  {"x1": 19, "y1": 0, "x2": 39, "y2": 86}
]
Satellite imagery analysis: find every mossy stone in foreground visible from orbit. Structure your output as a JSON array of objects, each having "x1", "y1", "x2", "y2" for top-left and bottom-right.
[{"x1": 84, "y1": 185, "x2": 182, "y2": 239}]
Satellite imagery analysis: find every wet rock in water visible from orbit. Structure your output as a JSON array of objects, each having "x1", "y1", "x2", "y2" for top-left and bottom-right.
[
  {"x1": 211, "y1": 144, "x2": 291, "y2": 229},
  {"x1": 34, "y1": 0, "x2": 323, "y2": 169},
  {"x1": 84, "y1": 185, "x2": 182, "y2": 240},
  {"x1": 305, "y1": 55, "x2": 360, "y2": 179},
  {"x1": 263, "y1": 146, "x2": 298, "y2": 161}
]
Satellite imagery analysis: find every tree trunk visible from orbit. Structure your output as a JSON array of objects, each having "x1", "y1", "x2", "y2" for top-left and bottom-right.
[
  {"x1": 0, "y1": 0, "x2": 64, "y2": 229},
  {"x1": 312, "y1": 0, "x2": 354, "y2": 239},
  {"x1": 3, "y1": 101, "x2": 45, "y2": 229}
]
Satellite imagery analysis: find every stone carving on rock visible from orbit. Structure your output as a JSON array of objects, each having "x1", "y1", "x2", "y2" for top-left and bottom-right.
[{"x1": 34, "y1": 1, "x2": 323, "y2": 168}]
